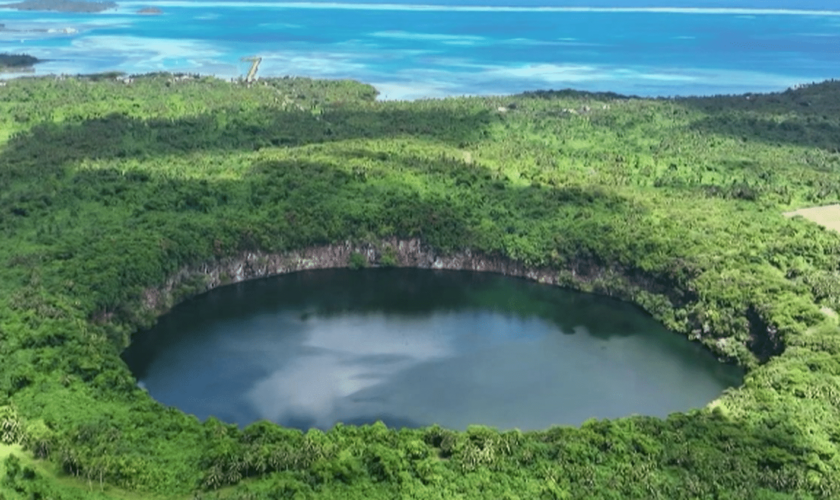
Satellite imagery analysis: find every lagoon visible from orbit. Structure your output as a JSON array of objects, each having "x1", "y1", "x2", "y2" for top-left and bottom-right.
[{"x1": 1, "y1": 1, "x2": 840, "y2": 98}]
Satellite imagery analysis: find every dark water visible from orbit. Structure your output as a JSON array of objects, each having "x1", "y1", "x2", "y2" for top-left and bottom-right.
[{"x1": 122, "y1": 269, "x2": 743, "y2": 431}]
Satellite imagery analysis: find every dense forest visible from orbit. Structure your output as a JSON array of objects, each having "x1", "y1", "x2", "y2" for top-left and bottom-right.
[
  {"x1": 1, "y1": 73, "x2": 840, "y2": 499},
  {"x1": 0, "y1": 54, "x2": 41, "y2": 71}
]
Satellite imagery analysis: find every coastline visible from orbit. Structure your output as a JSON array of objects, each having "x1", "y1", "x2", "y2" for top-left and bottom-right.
[
  {"x1": 0, "y1": 69, "x2": 828, "y2": 103},
  {"x1": 0, "y1": 4, "x2": 836, "y2": 99}
]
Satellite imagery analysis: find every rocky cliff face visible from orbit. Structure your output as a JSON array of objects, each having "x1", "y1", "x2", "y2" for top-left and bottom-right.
[
  {"x1": 142, "y1": 238, "x2": 662, "y2": 313},
  {"x1": 137, "y1": 237, "x2": 756, "y2": 363},
  {"x1": 130, "y1": 236, "x2": 793, "y2": 369}
]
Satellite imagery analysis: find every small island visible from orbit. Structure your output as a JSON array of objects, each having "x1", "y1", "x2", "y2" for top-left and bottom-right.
[
  {"x1": 137, "y1": 7, "x2": 162, "y2": 15},
  {"x1": 0, "y1": 0, "x2": 117, "y2": 13},
  {"x1": 0, "y1": 53, "x2": 42, "y2": 72}
]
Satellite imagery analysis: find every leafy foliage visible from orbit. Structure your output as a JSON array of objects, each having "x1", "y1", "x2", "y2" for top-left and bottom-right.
[{"x1": 1, "y1": 73, "x2": 840, "y2": 498}]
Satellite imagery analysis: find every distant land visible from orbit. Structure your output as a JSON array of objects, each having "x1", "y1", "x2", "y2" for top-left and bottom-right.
[
  {"x1": 0, "y1": 0, "x2": 116, "y2": 13},
  {"x1": 0, "y1": 53, "x2": 42, "y2": 72},
  {"x1": 137, "y1": 7, "x2": 162, "y2": 15}
]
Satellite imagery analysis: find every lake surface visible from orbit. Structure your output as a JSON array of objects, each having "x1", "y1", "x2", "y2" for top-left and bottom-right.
[
  {"x1": 1, "y1": 1, "x2": 839, "y2": 98},
  {"x1": 122, "y1": 268, "x2": 743, "y2": 431}
]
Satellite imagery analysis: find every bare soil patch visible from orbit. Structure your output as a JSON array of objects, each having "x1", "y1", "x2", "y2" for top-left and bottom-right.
[{"x1": 784, "y1": 204, "x2": 840, "y2": 233}]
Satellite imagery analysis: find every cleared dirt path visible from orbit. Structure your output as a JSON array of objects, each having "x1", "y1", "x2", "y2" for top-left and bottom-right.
[{"x1": 784, "y1": 204, "x2": 840, "y2": 232}]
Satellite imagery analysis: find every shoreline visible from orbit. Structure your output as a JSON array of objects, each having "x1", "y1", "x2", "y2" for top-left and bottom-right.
[
  {"x1": 0, "y1": 0, "x2": 835, "y2": 101},
  {"x1": 0, "y1": 68, "x2": 830, "y2": 102}
]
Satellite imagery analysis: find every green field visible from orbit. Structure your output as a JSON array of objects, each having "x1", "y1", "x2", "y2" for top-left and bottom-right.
[{"x1": 1, "y1": 73, "x2": 840, "y2": 499}]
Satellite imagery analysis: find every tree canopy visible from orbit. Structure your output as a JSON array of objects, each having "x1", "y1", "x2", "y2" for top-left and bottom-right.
[{"x1": 1, "y1": 73, "x2": 840, "y2": 499}]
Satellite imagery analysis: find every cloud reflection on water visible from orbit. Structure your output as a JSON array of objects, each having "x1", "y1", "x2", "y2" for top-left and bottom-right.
[
  {"x1": 125, "y1": 269, "x2": 744, "y2": 431},
  {"x1": 245, "y1": 313, "x2": 456, "y2": 429}
]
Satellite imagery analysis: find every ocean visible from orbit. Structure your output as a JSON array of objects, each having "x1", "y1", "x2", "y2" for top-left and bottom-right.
[{"x1": 1, "y1": 0, "x2": 838, "y2": 99}]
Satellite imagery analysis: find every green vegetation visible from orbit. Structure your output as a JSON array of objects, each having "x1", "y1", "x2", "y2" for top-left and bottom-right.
[
  {"x1": 1, "y1": 73, "x2": 840, "y2": 499},
  {"x1": 0, "y1": 54, "x2": 40, "y2": 71},
  {"x1": 348, "y1": 252, "x2": 369, "y2": 269}
]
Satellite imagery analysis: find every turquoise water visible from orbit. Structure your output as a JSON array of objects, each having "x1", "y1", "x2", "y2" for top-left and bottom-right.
[{"x1": 1, "y1": 0, "x2": 839, "y2": 98}]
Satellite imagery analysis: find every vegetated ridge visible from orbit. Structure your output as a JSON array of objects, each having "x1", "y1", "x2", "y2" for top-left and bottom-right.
[{"x1": 1, "y1": 73, "x2": 840, "y2": 499}]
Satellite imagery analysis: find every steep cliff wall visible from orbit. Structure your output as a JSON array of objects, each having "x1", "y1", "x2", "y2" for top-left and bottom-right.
[{"x1": 137, "y1": 237, "x2": 738, "y2": 361}]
